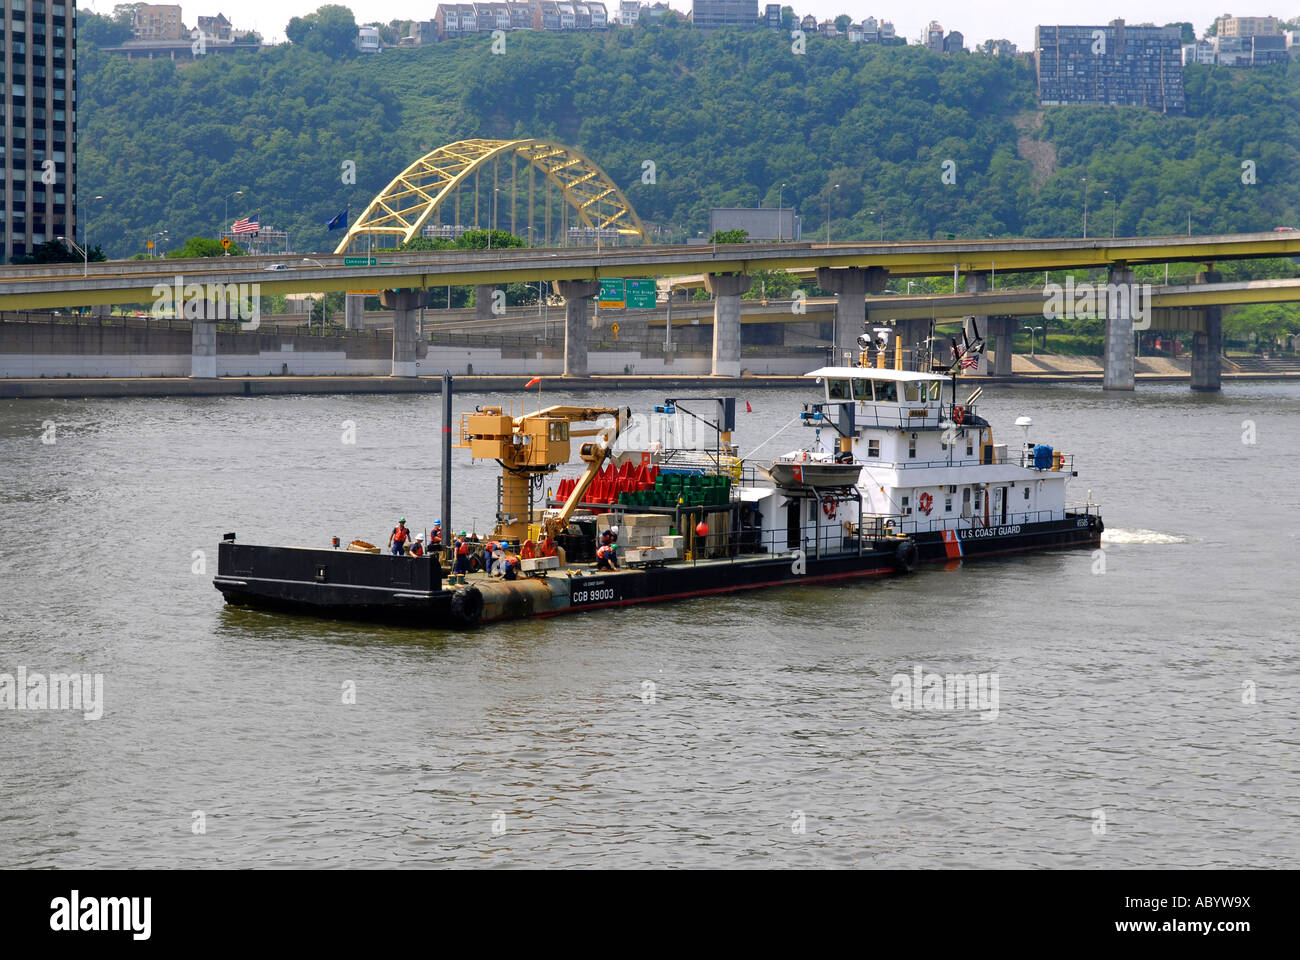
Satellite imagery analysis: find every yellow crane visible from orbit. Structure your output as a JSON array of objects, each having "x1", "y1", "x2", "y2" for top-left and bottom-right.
[{"x1": 458, "y1": 404, "x2": 626, "y2": 542}]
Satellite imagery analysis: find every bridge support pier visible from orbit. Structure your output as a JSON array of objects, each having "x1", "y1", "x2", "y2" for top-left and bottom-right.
[
  {"x1": 817, "y1": 266, "x2": 887, "y2": 364},
  {"x1": 344, "y1": 293, "x2": 366, "y2": 331},
  {"x1": 475, "y1": 284, "x2": 497, "y2": 322},
  {"x1": 963, "y1": 273, "x2": 991, "y2": 376},
  {"x1": 381, "y1": 289, "x2": 429, "y2": 377},
  {"x1": 190, "y1": 318, "x2": 217, "y2": 379},
  {"x1": 989, "y1": 317, "x2": 1016, "y2": 376},
  {"x1": 1192, "y1": 270, "x2": 1223, "y2": 392},
  {"x1": 1104, "y1": 265, "x2": 1136, "y2": 390},
  {"x1": 556, "y1": 279, "x2": 600, "y2": 377},
  {"x1": 706, "y1": 272, "x2": 752, "y2": 376}
]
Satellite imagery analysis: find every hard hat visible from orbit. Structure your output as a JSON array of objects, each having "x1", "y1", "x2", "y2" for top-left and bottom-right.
[
  {"x1": 415, "y1": 534, "x2": 424, "y2": 541},
  {"x1": 399, "y1": 517, "x2": 406, "y2": 523}
]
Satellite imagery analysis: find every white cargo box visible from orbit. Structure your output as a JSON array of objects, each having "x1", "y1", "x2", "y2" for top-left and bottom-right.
[{"x1": 521, "y1": 555, "x2": 560, "y2": 572}]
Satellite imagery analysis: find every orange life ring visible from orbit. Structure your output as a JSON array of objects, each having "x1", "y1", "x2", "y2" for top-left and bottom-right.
[
  {"x1": 953, "y1": 405, "x2": 966, "y2": 424},
  {"x1": 918, "y1": 492, "x2": 934, "y2": 515},
  {"x1": 822, "y1": 500, "x2": 838, "y2": 520}
]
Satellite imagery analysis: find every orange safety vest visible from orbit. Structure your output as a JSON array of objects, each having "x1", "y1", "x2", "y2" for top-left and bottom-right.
[
  {"x1": 456, "y1": 540, "x2": 469, "y2": 556},
  {"x1": 392, "y1": 525, "x2": 409, "y2": 543}
]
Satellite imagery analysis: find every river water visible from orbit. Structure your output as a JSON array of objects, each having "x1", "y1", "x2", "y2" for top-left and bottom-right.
[{"x1": 1, "y1": 380, "x2": 1297, "y2": 868}]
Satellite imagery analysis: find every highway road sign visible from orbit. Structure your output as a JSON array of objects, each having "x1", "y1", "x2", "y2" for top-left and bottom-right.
[
  {"x1": 610, "y1": 322, "x2": 620, "y2": 341},
  {"x1": 598, "y1": 278, "x2": 625, "y2": 309},
  {"x1": 220, "y1": 237, "x2": 231, "y2": 250},
  {"x1": 626, "y1": 278, "x2": 656, "y2": 309},
  {"x1": 343, "y1": 256, "x2": 377, "y2": 266}
]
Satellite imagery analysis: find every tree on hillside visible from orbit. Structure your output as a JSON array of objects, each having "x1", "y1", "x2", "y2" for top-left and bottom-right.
[
  {"x1": 78, "y1": 8, "x2": 134, "y2": 46},
  {"x1": 1164, "y1": 22, "x2": 1196, "y2": 44},
  {"x1": 709, "y1": 229, "x2": 749, "y2": 244},
  {"x1": 780, "y1": 7, "x2": 795, "y2": 31},
  {"x1": 11, "y1": 240, "x2": 107, "y2": 266},
  {"x1": 286, "y1": 5, "x2": 358, "y2": 58},
  {"x1": 455, "y1": 229, "x2": 525, "y2": 250},
  {"x1": 164, "y1": 237, "x2": 246, "y2": 258},
  {"x1": 1203, "y1": 14, "x2": 1230, "y2": 38},
  {"x1": 834, "y1": 15, "x2": 852, "y2": 33}
]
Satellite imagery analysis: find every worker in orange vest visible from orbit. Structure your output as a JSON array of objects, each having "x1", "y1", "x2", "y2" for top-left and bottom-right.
[{"x1": 388, "y1": 518, "x2": 411, "y2": 555}]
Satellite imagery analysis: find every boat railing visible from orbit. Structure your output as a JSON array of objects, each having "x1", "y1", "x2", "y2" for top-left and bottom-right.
[
  {"x1": 665, "y1": 517, "x2": 885, "y2": 567},
  {"x1": 860, "y1": 509, "x2": 1078, "y2": 536},
  {"x1": 807, "y1": 404, "x2": 944, "y2": 431},
  {"x1": 889, "y1": 451, "x2": 1075, "y2": 472}
]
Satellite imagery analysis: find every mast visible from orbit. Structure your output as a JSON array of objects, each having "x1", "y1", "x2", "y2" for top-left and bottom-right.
[{"x1": 441, "y1": 372, "x2": 453, "y2": 553}]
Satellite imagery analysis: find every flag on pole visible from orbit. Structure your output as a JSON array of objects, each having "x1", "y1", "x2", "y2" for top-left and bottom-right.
[
  {"x1": 959, "y1": 353, "x2": 979, "y2": 369},
  {"x1": 524, "y1": 377, "x2": 542, "y2": 389},
  {"x1": 326, "y1": 208, "x2": 348, "y2": 231},
  {"x1": 745, "y1": 400, "x2": 752, "y2": 413},
  {"x1": 231, "y1": 215, "x2": 259, "y2": 235}
]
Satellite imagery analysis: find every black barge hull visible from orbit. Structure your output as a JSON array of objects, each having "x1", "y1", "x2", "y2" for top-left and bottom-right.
[{"x1": 214, "y1": 539, "x2": 907, "y2": 628}]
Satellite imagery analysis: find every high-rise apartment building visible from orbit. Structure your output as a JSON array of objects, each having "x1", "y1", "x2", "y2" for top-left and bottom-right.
[
  {"x1": 1036, "y1": 19, "x2": 1184, "y2": 112},
  {"x1": 3, "y1": 0, "x2": 77, "y2": 263}
]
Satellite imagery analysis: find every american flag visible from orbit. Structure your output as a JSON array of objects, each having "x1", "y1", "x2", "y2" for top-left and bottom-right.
[
  {"x1": 231, "y1": 215, "x2": 259, "y2": 235},
  {"x1": 959, "y1": 353, "x2": 980, "y2": 369}
]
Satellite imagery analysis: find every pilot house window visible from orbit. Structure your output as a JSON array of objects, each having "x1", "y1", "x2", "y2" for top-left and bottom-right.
[
  {"x1": 867, "y1": 439, "x2": 880, "y2": 458},
  {"x1": 908, "y1": 437, "x2": 917, "y2": 459}
]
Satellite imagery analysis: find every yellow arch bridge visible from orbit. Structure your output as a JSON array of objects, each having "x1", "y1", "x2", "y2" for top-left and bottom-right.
[{"x1": 334, "y1": 138, "x2": 646, "y2": 254}]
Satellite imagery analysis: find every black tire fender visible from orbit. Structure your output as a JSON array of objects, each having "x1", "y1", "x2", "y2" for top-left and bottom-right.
[
  {"x1": 450, "y1": 585, "x2": 484, "y2": 626},
  {"x1": 893, "y1": 540, "x2": 919, "y2": 573}
]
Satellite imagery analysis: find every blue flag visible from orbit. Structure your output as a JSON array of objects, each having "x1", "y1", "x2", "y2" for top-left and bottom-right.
[{"x1": 326, "y1": 208, "x2": 347, "y2": 231}]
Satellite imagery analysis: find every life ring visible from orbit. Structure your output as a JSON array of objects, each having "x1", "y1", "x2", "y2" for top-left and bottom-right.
[
  {"x1": 822, "y1": 500, "x2": 838, "y2": 520},
  {"x1": 918, "y1": 492, "x2": 934, "y2": 515},
  {"x1": 953, "y1": 405, "x2": 966, "y2": 425}
]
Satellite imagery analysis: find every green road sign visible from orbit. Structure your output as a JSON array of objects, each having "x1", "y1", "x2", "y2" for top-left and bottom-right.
[
  {"x1": 343, "y1": 256, "x2": 377, "y2": 266},
  {"x1": 598, "y1": 278, "x2": 625, "y2": 308},
  {"x1": 626, "y1": 278, "x2": 656, "y2": 309}
]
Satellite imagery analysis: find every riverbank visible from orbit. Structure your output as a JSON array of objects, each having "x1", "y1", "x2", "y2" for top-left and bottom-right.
[{"x1": 3, "y1": 365, "x2": 1298, "y2": 399}]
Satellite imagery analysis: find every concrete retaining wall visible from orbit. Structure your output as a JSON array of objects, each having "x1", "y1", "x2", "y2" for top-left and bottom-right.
[{"x1": 1, "y1": 320, "x2": 816, "y2": 379}]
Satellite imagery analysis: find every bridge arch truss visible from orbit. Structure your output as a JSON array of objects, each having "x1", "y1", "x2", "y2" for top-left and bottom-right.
[{"x1": 334, "y1": 138, "x2": 646, "y2": 253}]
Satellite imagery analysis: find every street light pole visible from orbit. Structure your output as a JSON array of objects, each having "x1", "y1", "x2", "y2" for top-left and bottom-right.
[
  {"x1": 777, "y1": 182, "x2": 785, "y2": 242},
  {"x1": 825, "y1": 183, "x2": 839, "y2": 244},
  {"x1": 1080, "y1": 177, "x2": 1088, "y2": 239},
  {"x1": 83, "y1": 194, "x2": 102, "y2": 276},
  {"x1": 223, "y1": 190, "x2": 243, "y2": 254}
]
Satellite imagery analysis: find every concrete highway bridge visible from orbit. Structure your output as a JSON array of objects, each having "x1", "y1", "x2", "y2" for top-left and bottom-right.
[{"x1": 1, "y1": 232, "x2": 1296, "y2": 390}]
